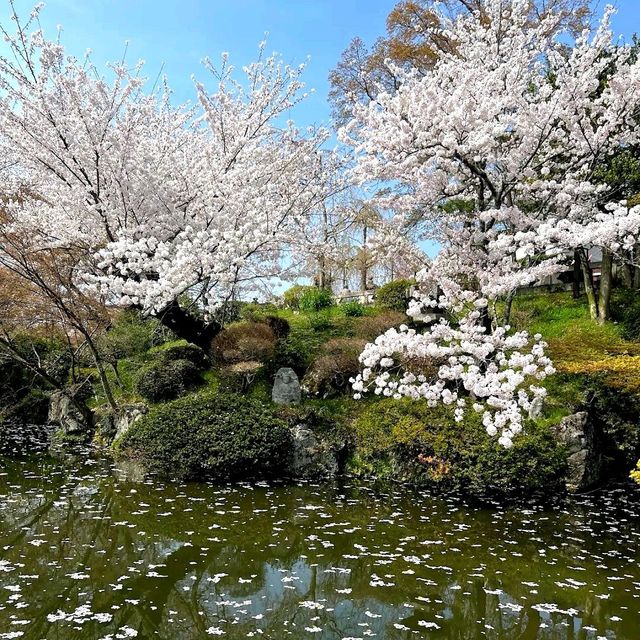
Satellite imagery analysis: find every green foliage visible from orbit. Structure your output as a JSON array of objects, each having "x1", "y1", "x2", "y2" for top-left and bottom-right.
[
  {"x1": 352, "y1": 399, "x2": 568, "y2": 501},
  {"x1": 302, "y1": 338, "x2": 367, "y2": 398},
  {"x1": 99, "y1": 310, "x2": 163, "y2": 361},
  {"x1": 135, "y1": 358, "x2": 202, "y2": 403},
  {"x1": 277, "y1": 402, "x2": 354, "y2": 451},
  {"x1": 272, "y1": 325, "x2": 321, "y2": 377},
  {"x1": 374, "y1": 279, "x2": 414, "y2": 312},
  {"x1": 583, "y1": 375, "x2": 640, "y2": 472},
  {"x1": 210, "y1": 300, "x2": 243, "y2": 326},
  {"x1": 116, "y1": 391, "x2": 292, "y2": 481},
  {"x1": 210, "y1": 322, "x2": 276, "y2": 365},
  {"x1": 1, "y1": 388, "x2": 50, "y2": 424},
  {"x1": 0, "y1": 335, "x2": 70, "y2": 421},
  {"x1": 239, "y1": 301, "x2": 280, "y2": 322},
  {"x1": 612, "y1": 288, "x2": 640, "y2": 341},
  {"x1": 152, "y1": 340, "x2": 208, "y2": 369},
  {"x1": 340, "y1": 301, "x2": 367, "y2": 317},
  {"x1": 298, "y1": 287, "x2": 335, "y2": 313},
  {"x1": 263, "y1": 315, "x2": 290, "y2": 339},
  {"x1": 308, "y1": 309, "x2": 334, "y2": 332},
  {"x1": 282, "y1": 284, "x2": 313, "y2": 310}
]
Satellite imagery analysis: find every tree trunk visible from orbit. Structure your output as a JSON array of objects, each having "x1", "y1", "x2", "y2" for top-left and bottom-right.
[
  {"x1": 317, "y1": 255, "x2": 331, "y2": 289},
  {"x1": 502, "y1": 290, "x2": 515, "y2": 326},
  {"x1": 597, "y1": 248, "x2": 613, "y2": 324},
  {"x1": 572, "y1": 250, "x2": 582, "y2": 299},
  {"x1": 154, "y1": 300, "x2": 221, "y2": 351},
  {"x1": 620, "y1": 261, "x2": 633, "y2": 289},
  {"x1": 578, "y1": 248, "x2": 599, "y2": 321},
  {"x1": 80, "y1": 331, "x2": 118, "y2": 412},
  {"x1": 360, "y1": 223, "x2": 368, "y2": 291}
]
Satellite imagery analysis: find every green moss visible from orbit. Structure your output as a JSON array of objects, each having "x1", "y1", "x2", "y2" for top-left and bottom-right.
[{"x1": 351, "y1": 398, "x2": 568, "y2": 501}]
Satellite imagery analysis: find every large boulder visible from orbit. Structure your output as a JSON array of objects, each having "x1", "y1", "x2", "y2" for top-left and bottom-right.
[
  {"x1": 48, "y1": 385, "x2": 93, "y2": 441},
  {"x1": 551, "y1": 411, "x2": 604, "y2": 492},
  {"x1": 289, "y1": 425, "x2": 342, "y2": 479},
  {"x1": 272, "y1": 367, "x2": 301, "y2": 405}
]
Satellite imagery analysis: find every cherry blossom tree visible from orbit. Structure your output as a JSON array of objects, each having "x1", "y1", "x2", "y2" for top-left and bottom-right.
[
  {"x1": 0, "y1": 3, "x2": 333, "y2": 349},
  {"x1": 342, "y1": 0, "x2": 640, "y2": 445}
]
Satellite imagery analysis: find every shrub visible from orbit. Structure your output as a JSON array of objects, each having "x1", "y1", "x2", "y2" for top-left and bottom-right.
[
  {"x1": 612, "y1": 289, "x2": 640, "y2": 341},
  {"x1": 340, "y1": 301, "x2": 366, "y2": 317},
  {"x1": 272, "y1": 326, "x2": 321, "y2": 377},
  {"x1": 299, "y1": 287, "x2": 334, "y2": 313},
  {"x1": 210, "y1": 322, "x2": 276, "y2": 364},
  {"x1": 155, "y1": 341, "x2": 208, "y2": 369},
  {"x1": 308, "y1": 309, "x2": 334, "y2": 332},
  {"x1": 352, "y1": 398, "x2": 568, "y2": 501},
  {"x1": 116, "y1": 392, "x2": 292, "y2": 481},
  {"x1": 135, "y1": 359, "x2": 201, "y2": 403},
  {"x1": 375, "y1": 279, "x2": 414, "y2": 312},
  {"x1": 263, "y1": 315, "x2": 290, "y2": 339},
  {"x1": 282, "y1": 284, "x2": 313, "y2": 310},
  {"x1": 99, "y1": 310, "x2": 160, "y2": 360},
  {"x1": 353, "y1": 310, "x2": 407, "y2": 341},
  {"x1": 301, "y1": 338, "x2": 367, "y2": 398}
]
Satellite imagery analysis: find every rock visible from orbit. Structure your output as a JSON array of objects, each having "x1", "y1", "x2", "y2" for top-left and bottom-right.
[
  {"x1": 289, "y1": 425, "x2": 341, "y2": 479},
  {"x1": 115, "y1": 404, "x2": 148, "y2": 440},
  {"x1": 551, "y1": 411, "x2": 603, "y2": 492},
  {"x1": 272, "y1": 367, "x2": 301, "y2": 405},
  {"x1": 94, "y1": 403, "x2": 148, "y2": 443},
  {"x1": 528, "y1": 395, "x2": 545, "y2": 420},
  {"x1": 48, "y1": 384, "x2": 93, "y2": 441}
]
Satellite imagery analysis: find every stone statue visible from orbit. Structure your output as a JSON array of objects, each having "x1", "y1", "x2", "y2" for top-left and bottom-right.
[{"x1": 272, "y1": 367, "x2": 301, "y2": 405}]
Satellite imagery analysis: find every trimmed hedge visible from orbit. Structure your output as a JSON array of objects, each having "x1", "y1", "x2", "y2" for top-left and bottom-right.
[
  {"x1": 155, "y1": 341, "x2": 208, "y2": 369},
  {"x1": 210, "y1": 322, "x2": 276, "y2": 365},
  {"x1": 135, "y1": 358, "x2": 201, "y2": 403},
  {"x1": 116, "y1": 392, "x2": 292, "y2": 481},
  {"x1": 302, "y1": 338, "x2": 367, "y2": 398}
]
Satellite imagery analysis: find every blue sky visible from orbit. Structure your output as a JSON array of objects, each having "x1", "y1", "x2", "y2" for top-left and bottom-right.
[{"x1": 3, "y1": 0, "x2": 637, "y2": 132}]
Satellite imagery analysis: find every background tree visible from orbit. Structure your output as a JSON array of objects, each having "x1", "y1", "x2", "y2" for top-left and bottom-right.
[{"x1": 329, "y1": 0, "x2": 594, "y2": 125}]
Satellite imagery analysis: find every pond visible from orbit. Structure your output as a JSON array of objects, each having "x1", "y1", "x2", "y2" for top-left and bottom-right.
[{"x1": 0, "y1": 426, "x2": 639, "y2": 639}]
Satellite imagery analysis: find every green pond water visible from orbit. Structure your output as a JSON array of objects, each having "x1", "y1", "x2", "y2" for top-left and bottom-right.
[{"x1": 0, "y1": 426, "x2": 639, "y2": 639}]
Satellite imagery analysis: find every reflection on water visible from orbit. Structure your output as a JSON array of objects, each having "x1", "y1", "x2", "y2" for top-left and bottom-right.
[{"x1": 0, "y1": 425, "x2": 639, "y2": 639}]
